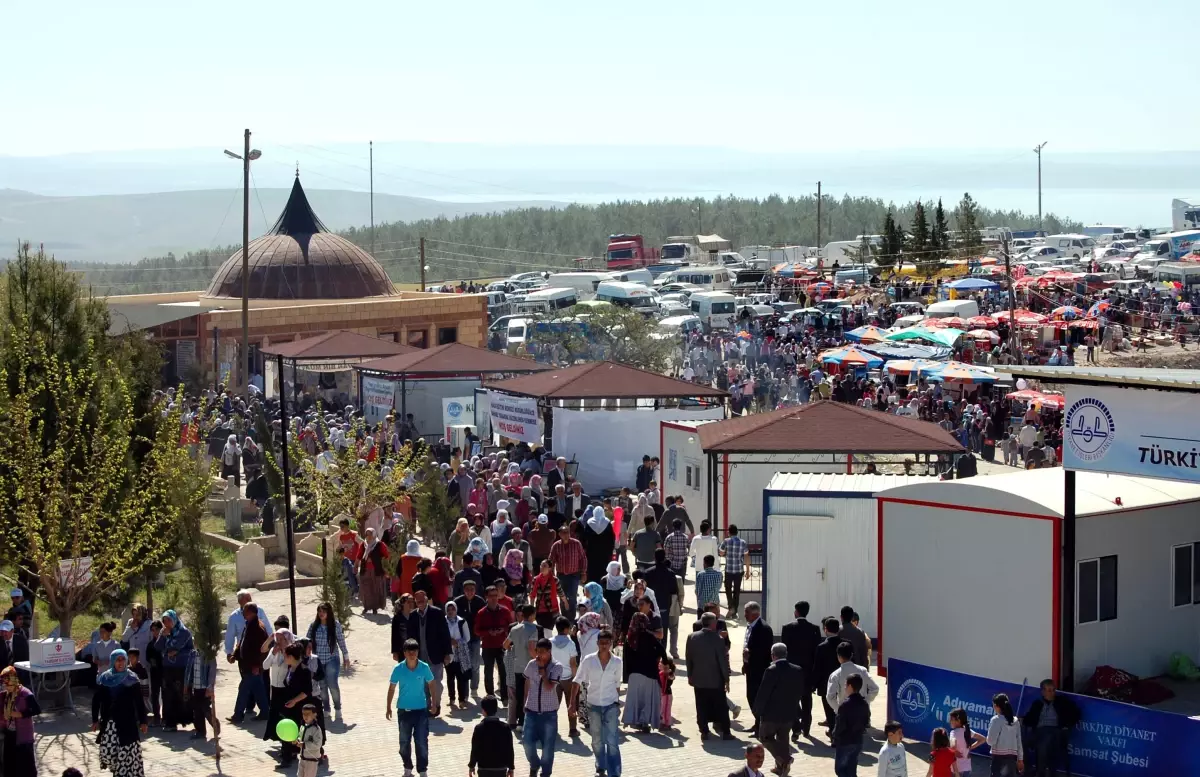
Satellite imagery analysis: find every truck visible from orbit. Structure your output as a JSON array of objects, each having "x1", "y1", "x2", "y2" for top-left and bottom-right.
[
  {"x1": 1131, "y1": 230, "x2": 1200, "y2": 265},
  {"x1": 1172, "y1": 198, "x2": 1200, "y2": 232},
  {"x1": 606, "y1": 234, "x2": 659, "y2": 270}
]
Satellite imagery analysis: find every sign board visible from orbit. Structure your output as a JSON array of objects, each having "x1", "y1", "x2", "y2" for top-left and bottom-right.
[
  {"x1": 888, "y1": 658, "x2": 1199, "y2": 776},
  {"x1": 57, "y1": 556, "x2": 93, "y2": 589},
  {"x1": 31, "y1": 638, "x2": 77, "y2": 669},
  {"x1": 474, "y1": 388, "x2": 492, "y2": 442},
  {"x1": 362, "y1": 377, "x2": 396, "y2": 425},
  {"x1": 176, "y1": 340, "x2": 197, "y2": 373},
  {"x1": 1063, "y1": 385, "x2": 1200, "y2": 482},
  {"x1": 441, "y1": 396, "x2": 474, "y2": 437},
  {"x1": 486, "y1": 391, "x2": 540, "y2": 444}
]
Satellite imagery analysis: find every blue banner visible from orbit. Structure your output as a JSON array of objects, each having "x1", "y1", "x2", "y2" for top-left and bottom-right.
[{"x1": 887, "y1": 658, "x2": 1200, "y2": 777}]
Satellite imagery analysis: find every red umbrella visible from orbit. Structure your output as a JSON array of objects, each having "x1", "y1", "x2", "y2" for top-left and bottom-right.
[
  {"x1": 966, "y1": 316, "x2": 996, "y2": 329},
  {"x1": 939, "y1": 316, "x2": 970, "y2": 329},
  {"x1": 993, "y1": 308, "x2": 1038, "y2": 321}
]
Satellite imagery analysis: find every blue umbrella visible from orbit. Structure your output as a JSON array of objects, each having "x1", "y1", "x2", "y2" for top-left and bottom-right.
[{"x1": 946, "y1": 277, "x2": 999, "y2": 291}]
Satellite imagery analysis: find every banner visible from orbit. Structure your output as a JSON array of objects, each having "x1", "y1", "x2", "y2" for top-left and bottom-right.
[
  {"x1": 486, "y1": 391, "x2": 540, "y2": 443},
  {"x1": 362, "y1": 377, "x2": 396, "y2": 425},
  {"x1": 1063, "y1": 385, "x2": 1200, "y2": 482},
  {"x1": 442, "y1": 396, "x2": 474, "y2": 435},
  {"x1": 888, "y1": 658, "x2": 1200, "y2": 776},
  {"x1": 474, "y1": 388, "x2": 492, "y2": 441}
]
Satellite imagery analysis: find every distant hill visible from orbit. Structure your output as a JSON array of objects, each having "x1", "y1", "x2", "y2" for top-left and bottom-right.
[{"x1": 0, "y1": 187, "x2": 557, "y2": 264}]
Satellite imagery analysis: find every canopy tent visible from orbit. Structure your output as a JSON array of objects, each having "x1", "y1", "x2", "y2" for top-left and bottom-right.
[
  {"x1": 858, "y1": 342, "x2": 953, "y2": 361},
  {"x1": 844, "y1": 324, "x2": 890, "y2": 343},
  {"x1": 966, "y1": 315, "x2": 997, "y2": 329},
  {"x1": 927, "y1": 362, "x2": 997, "y2": 384},
  {"x1": 884, "y1": 358, "x2": 945, "y2": 377},
  {"x1": 1005, "y1": 388, "x2": 1065, "y2": 410},
  {"x1": 945, "y1": 277, "x2": 999, "y2": 291},
  {"x1": 260, "y1": 330, "x2": 419, "y2": 402},
  {"x1": 1050, "y1": 306, "x2": 1085, "y2": 321},
  {"x1": 886, "y1": 327, "x2": 965, "y2": 348},
  {"x1": 818, "y1": 345, "x2": 884, "y2": 368},
  {"x1": 966, "y1": 329, "x2": 1000, "y2": 343},
  {"x1": 484, "y1": 360, "x2": 728, "y2": 401}
]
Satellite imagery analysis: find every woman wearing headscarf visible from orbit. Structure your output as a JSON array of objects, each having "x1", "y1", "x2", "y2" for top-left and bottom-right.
[
  {"x1": 573, "y1": 610, "x2": 604, "y2": 731},
  {"x1": 429, "y1": 556, "x2": 454, "y2": 606},
  {"x1": 621, "y1": 612, "x2": 667, "y2": 733},
  {"x1": 583, "y1": 581, "x2": 613, "y2": 629},
  {"x1": 121, "y1": 603, "x2": 152, "y2": 655},
  {"x1": 631, "y1": 493, "x2": 655, "y2": 545},
  {"x1": 580, "y1": 505, "x2": 616, "y2": 583},
  {"x1": 489, "y1": 509, "x2": 512, "y2": 557},
  {"x1": 479, "y1": 552, "x2": 503, "y2": 591},
  {"x1": 468, "y1": 478, "x2": 488, "y2": 518},
  {"x1": 220, "y1": 434, "x2": 242, "y2": 486},
  {"x1": 395, "y1": 538, "x2": 424, "y2": 600},
  {"x1": 277, "y1": 643, "x2": 315, "y2": 770},
  {"x1": 449, "y1": 518, "x2": 473, "y2": 571},
  {"x1": 0, "y1": 666, "x2": 39, "y2": 777},
  {"x1": 92, "y1": 649, "x2": 148, "y2": 777},
  {"x1": 503, "y1": 461, "x2": 522, "y2": 490},
  {"x1": 486, "y1": 476, "x2": 505, "y2": 519},
  {"x1": 466, "y1": 535, "x2": 489, "y2": 566},
  {"x1": 502, "y1": 547, "x2": 528, "y2": 601},
  {"x1": 601, "y1": 561, "x2": 627, "y2": 636},
  {"x1": 528, "y1": 473, "x2": 545, "y2": 511},
  {"x1": 443, "y1": 601, "x2": 472, "y2": 710},
  {"x1": 358, "y1": 528, "x2": 390, "y2": 614},
  {"x1": 261, "y1": 628, "x2": 294, "y2": 744},
  {"x1": 154, "y1": 610, "x2": 192, "y2": 732},
  {"x1": 515, "y1": 486, "x2": 535, "y2": 529},
  {"x1": 530, "y1": 559, "x2": 561, "y2": 635}
]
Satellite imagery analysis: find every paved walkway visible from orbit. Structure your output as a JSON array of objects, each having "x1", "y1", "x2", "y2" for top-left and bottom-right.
[{"x1": 34, "y1": 572, "x2": 986, "y2": 776}]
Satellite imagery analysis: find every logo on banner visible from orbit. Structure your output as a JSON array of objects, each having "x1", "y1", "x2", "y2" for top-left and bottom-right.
[
  {"x1": 895, "y1": 678, "x2": 931, "y2": 724},
  {"x1": 1065, "y1": 397, "x2": 1115, "y2": 462},
  {"x1": 446, "y1": 401, "x2": 464, "y2": 420}
]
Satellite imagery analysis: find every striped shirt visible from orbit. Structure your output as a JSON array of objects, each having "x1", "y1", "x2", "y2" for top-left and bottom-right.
[
  {"x1": 549, "y1": 538, "x2": 586, "y2": 576},
  {"x1": 306, "y1": 620, "x2": 349, "y2": 663},
  {"x1": 663, "y1": 531, "x2": 690, "y2": 571},
  {"x1": 694, "y1": 567, "x2": 723, "y2": 607},
  {"x1": 719, "y1": 535, "x2": 749, "y2": 575}
]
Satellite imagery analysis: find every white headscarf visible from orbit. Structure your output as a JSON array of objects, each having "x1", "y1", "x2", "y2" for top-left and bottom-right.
[{"x1": 586, "y1": 504, "x2": 610, "y2": 533}]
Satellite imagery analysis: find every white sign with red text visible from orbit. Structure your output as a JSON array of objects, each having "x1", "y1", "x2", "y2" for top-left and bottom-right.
[{"x1": 486, "y1": 391, "x2": 540, "y2": 443}]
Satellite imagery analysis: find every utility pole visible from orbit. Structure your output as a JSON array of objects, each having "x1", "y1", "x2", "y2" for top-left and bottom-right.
[
  {"x1": 697, "y1": 199, "x2": 703, "y2": 234},
  {"x1": 369, "y1": 141, "x2": 375, "y2": 256},
  {"x1": 241, "y1": 128, "x2": 250, "y2": 395},
  {"x1": 816, "y1": 181, "x2": 822, "y2": 251},
  {"x1": 419, "y1": 236, "x2": 426, "y2": 290},
  {"x1": 1002, "y1": 233, "x2": 1020, "y2": 364},
  {"x1": 1034, "y1": 141, "x2": 1048, "y2": 233}
]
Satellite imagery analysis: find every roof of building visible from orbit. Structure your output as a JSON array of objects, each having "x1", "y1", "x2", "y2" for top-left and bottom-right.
[
  {"x1": 766, "y1": 472, "x2": 939, "y2": 494},
  {"x1": 260, "y1": 330, "x2": 417, "y2": 360},
  {"x1": 355, "y1": 342, "x2": 548, "y2": 376},
  {"x1": 1009, "y1": 366, "x2": 1200, "y2": 391},
  {"x1": 484, "y1": 361, "x2": 729, "y2": 400},
  {"x1": 878, "y1": 467, "x2": 1200, "y2": 517},
  {"x1": 698, "y1": 401, "x2": 964, "y2": 454},
  {"x1": 204, "y1": 177, "x2": 397, "y2": 300}
]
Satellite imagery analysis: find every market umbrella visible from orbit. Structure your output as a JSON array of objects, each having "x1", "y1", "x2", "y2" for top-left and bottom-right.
[
  {"x1": 736, "y1": 330, "x2": 753, "y2": 340},
  {"x1": 808, "y1": 281, "x2": 832, "y2": 293},
  {"x1": 1013, "y1": 276, "x2": 1039, "y2": 289},
  {"x1": 966, "y1": 316, "x2": 996, "y2": 329},
  {"x1": 1051, "y1": 306, "x2": 1085, "y2": 320},
  {"x1": 886, "y1": 327, "x2": 965, "y2": 348},
  {"x1": 1006, "y1": 388, "x2": 1047, "y2": 402},
  {"x1": 967, "y1": 329, "x2": 1000, "y2": 343},
  {"x1": 1068, "y1": 319, "x2": 1099, "y2": 330},
  {"x1": 919, "y1": 317, "x2": 949, "y2": 328},
  {"x1": 845, "y1": 325, "x2": 890, "y2": 343},
  {"x1": 939, "y1": 316, "x2": 970, "y2": 329},
  {"x1": 1088, "y1": 301, "x2": 1111, "y2": 317},
  {"x1": 929, "y1": 362, "x2": 997, "y2": 384},
  {"x1": 945, "y1": 277, "x2": 1000, "y2": 291},
  {"x1": 883, "y1": 358, "x2": 944, "y2": 376},
  {"x1": 819, "y1": 345, "x2": 884, "y2": 368},
  {"x1": 993, "y1": 309, "x2": 1039, "y2": 321}
]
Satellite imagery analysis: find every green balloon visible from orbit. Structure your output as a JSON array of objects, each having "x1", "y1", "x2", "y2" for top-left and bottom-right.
[{"x1": 276, "y1": 719, "x2": 299, "y2": 741}]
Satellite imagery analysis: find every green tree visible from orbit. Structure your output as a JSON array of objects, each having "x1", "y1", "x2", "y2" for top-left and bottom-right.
[
  {"x1": 530, "y1": 305, "x2": 674, "y2": 373},
  {"x1": 955, "y1": 192, "x2": 983, "y2": 249},
  {"x1": 411, "y1": 460, "x2": 456, "y2": 551},
  {"x1": 907, "y1": 202, "x2": 930, "y2": 262},
  {"x1": 932, "y1": 198, "x2": 951, "y2": 259},
  {"x1": 876, "y1": 212, "x2": 901, "y2": 272}
]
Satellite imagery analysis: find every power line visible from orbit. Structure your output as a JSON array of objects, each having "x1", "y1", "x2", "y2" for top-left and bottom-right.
[{"x1": 426, "y1": 238, "x2": 594, "y2": 259}]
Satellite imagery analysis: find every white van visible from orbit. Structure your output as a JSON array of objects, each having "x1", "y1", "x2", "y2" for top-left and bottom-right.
[
  {"x1": 511, "y1": 287, "x2": 579, "y2": 315},
  {"x1": 925, "y1": 299, "x2": 980, "y2": 319},
  {"x1": 505, "y1": 317, "x2": 533, "y2": 347},
  {"x1": 543, "y1": 271, "x2": 614, "y2": 300},
  {"x1": 1043, "y1": 234, "x2": 1097, "y2": 260},
  {"x1": 656, "y1": 265, "x2": 732, "y2": 291},
  {"x1": 594, "y1": 280, "x2": 657, "y2": 316},
  {"x1": 606, "y1": 268, "x2": 654, "y2": 287},
  {"x1": 690, "y1": 291, "x2": 737, "y2": 330},
  {"x1": 657, "y1": 314, "x2": 704, "y2": 336}
]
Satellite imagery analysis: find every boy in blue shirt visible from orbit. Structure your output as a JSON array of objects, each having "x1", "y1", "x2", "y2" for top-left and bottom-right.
[{"x1": 386, "y1": 639, "x2": 435, "y2": 777}]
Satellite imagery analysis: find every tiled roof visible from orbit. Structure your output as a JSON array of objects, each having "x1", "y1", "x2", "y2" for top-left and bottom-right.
[{"x1": 484, "y1": 361, "x2": 729, "y2": 400}]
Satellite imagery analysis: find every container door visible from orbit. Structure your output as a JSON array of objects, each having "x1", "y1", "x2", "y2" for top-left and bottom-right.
[{"x1": 766, "y1": 514, "x2": 831, "y2": 630}]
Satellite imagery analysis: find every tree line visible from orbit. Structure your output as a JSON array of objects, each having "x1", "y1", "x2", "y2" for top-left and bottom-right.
[{"x1": 8, "y1": 192, "x2": 1079, "y2": 293}]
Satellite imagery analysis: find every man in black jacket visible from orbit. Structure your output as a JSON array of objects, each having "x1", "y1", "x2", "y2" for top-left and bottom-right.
[
  {"x1": 779, "y1": 600, "x2": 821, "y2": 739},
  {"x1": 813, "y1": 617, "x2": 843, "y2": 729},
  {"x1": 0, "y1": 619, "x2": 29, "y2": 669},
  {"x1": 407, "y1": 591, "x2": 452, "y2": 715},
  {"x1": 1023, "y1": 679, "x2": 1081, "y2": 777},
  {"x1": 742, "y1": 602, "x2": 774, "y2": 736},
  {"x1": 468, "y1": 694, "x2": 515, "y2": 777},
  {"x1": 656, "y1": 496, "x2": 695, "y2": 536},
  {"x1": 635, "y1": 455, "x2": 653, "y2": 493},
  {"x1": 644, "y1": 550, "x2": 680, "y2": 627},
  {"x1": 752, "y1": 643, "x2": 806, "y2": 776},
  {"x1": 453, "y1": 581, "x2": 487, "y2": 696},
  {"x1": 832, "y1": 673, "x2": 870, "y2": 776}
]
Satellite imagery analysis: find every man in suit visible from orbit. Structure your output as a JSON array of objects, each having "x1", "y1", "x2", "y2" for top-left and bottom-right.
[
  {"x1": 545, "y1": 456, "x2": 568, "y2": 491},
  {"x1": 685, "y1": 612, "x2": 733, "y2": 741},
  {"x1": 837, "y1": 605, "x2": 870, "y2": 668},
  {"x1": 779, "y1": 600, "x2": 822, "y2": 739},
  {"x1": 406, "y1": 591, "x2": 452, "y2": 715},
  {"x1": 546, "y1": 484, "x2": 570, "y2": 530},
  {"x1": 813, "y1": 617, "x2": 844, "y2": 730},
  {"x1": 566, "y1": 480, "x2": 591, "y2": 519},
  {"x1": 742, "y1": 601, "x2": 774, "y2": 736},
  {"x1": 0, "y1": 619, "x2": 29, "y2": 669},
  {"x1": 752, "y1": 643, "x2": 806, "y2": 777},
  {"x1": 727, "y1": 742, "x2": 768, "y2": 777}
]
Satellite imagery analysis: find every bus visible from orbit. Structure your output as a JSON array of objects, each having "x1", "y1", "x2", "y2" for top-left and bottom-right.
[
  {"x1": 654, "y1": 265, "x2": 732, "y2": 291},
  {"x1": 511, "y1": 287, "x2": 579, "y2": 315}
]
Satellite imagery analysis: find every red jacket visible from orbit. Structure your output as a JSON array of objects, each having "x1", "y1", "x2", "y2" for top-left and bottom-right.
[{"x1": 475, "y1": 605, "x2": 514, "y2": 650}]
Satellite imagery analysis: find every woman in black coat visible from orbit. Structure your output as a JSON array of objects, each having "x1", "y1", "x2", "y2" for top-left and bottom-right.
[
  {"x1": 579, "y1": 506, "x2": 617, "y2": 584},
  {"x1": 277, "y1": 643, "x2": 315, "y2": 769},
  {"x1": 92, "y1": 649, "x2": 148, "y2": 777}
]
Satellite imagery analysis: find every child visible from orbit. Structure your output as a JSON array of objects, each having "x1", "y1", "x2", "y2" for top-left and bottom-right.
[
  {"x1": 878, "y1": 721, "x2": 908, "y2": 777},
  {"x1": 658, "y1": 657, "x2": 675, "y2": 732},
  {"x1": 445, "y1": 601, "x2": 472, "y2": 710},
  {"x1": 146, "y1": 620, "x2": 163, "y2": 722},
  {"x1": 926, "y1": 727, "x2": 958, "y2": 777},
  {"x1": 126, "y1": 648, "x2": 151, "y2": 714},
  {"x1": 949, "y1": 708, "x2": 984, "y2": 777},
  {"x1": 296, "y1": 703, "x2": 325, "y2": 777}
]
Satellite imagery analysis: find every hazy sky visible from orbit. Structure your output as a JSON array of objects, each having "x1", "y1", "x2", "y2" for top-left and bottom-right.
[{"x1": 3, "y1": 0, "x2": 1189, "y2": 157}]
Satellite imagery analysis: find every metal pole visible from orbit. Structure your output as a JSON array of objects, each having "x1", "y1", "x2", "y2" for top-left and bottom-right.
[
  {"x1": 369, "y1": 141, "x2": 375, "y2": 256},
  {"x1": 242, "y1": 129, "x2": 251, "y2": 396},
  {"x1": 1003, "y1": 234, "x2": 1020, "y2": 364},
  {"x1": 816, "y1": 181, "x2": 822, "y2": 254},
  {"x1": 1062, "y1": 468, "x2": 1076, "y2": 691},
  {"x1": 1034, "y1": 142, "x2": 1048, "y2": 233},
  {"x1": 419, "y1": 237, "x2": 426, "y2": 290},
  {"x1": 276, "y1": 354, "x2": 298, "y2": 627}
]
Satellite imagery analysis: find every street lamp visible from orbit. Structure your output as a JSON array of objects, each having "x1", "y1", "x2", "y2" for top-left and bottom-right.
[
  {"x1": 223, "y1": 132, "x2": 262, "y2": 395},
  {"x1": 1033, "y1": 141, "x2": 1048, "y2": 233}
]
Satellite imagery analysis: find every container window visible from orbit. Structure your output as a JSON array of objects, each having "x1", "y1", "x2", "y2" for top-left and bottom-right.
[{"x1": 1078, "y1": 555, "x2": 1118, "y2": 624}]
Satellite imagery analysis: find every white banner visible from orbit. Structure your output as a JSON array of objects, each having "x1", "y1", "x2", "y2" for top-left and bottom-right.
[
  {"x1": 474, "y1": 388, "x2": 492, "y2": 442},
  {"x1": 486, "y1": 391, "x2": 541, "y2": 443},
  {"x1": 362, "y1": 377, "x2": 397, "y2": 425},
  {"x1": 1064, "y1": 384, "x2": 1200, "y2": 482},
  {"x1": 442, "y1": 396, "x2": 475, "y2": 435}
]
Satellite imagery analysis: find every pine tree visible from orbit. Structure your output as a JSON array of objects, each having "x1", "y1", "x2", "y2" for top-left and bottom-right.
[
  {"x1": 907, "y1": 202, "x2": 930, "y2": 262},
  {"x1": 955, "y1": 192, "x2": 983, "y2": 248},
  {"x1": 932, "y1": 198, "x2": 951, "y2": 259}
]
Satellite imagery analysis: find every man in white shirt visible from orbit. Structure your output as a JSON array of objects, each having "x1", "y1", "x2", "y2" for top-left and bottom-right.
[
  {"x1": 573, "y1": 630, "x2": 623, "y2": 777},
  {"x1": 825, "y1": 641, "x2": 879, "y2": 712},
  {"x1": 1018, "y1": 420, "x2": 1039, "y2": 464},
  {"x1": 689, "y1": 521, "x2": 720, "y2": 573}
]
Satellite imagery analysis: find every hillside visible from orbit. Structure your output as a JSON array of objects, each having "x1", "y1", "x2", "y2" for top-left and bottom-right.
[{"x1": 0, "y1": 187, "x2": 555, "y2": 264}]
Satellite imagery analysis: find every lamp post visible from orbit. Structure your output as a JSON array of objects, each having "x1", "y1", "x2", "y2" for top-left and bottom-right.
[
  {"x1": 223, "y1": 132, "x2": 262, "y2": 394},
  {"x1": 1033, "y1": 141, "x2": 1048, "y2": 233}
]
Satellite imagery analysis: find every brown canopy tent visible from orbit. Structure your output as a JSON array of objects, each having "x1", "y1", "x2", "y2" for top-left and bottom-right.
[{"x1": 260, "y1": 330, "x2": 418, "y2": 403}]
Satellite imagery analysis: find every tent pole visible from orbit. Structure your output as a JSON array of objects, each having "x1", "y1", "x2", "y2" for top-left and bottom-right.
[{"x1": 1062, "y1": 468, "x2": 1077, "y2": 691}]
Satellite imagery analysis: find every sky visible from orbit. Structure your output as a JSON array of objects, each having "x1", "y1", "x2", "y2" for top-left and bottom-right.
[{"x1": 2, "y1": 0, "x2": 1191, "y2": 157}]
